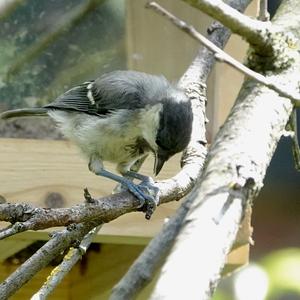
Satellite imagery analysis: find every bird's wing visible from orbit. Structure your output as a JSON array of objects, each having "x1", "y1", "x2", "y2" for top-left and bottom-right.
[
  {"x1": 44, "y1": 81, "x2": 105, "y2": 116},
  {"x1": 44, "y1": 71, "x2": 170, "y2": 116}
]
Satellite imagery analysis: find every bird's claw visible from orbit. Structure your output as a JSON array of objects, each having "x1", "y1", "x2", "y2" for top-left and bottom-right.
[{"x1": 136, "y1": 180, "x2": 160, "y2": 220}]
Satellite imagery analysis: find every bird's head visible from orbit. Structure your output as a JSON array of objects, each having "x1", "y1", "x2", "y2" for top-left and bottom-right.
[{"x1": 154, "y1": 92, "x2": 193, "y2": 176}]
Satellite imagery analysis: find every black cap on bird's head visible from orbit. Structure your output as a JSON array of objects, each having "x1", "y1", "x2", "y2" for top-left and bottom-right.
[{"x1": 154, "y1": 92, "x2": 193, "y2": 176}]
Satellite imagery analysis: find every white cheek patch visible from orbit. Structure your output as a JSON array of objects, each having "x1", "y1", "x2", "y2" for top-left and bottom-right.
[{"x1": 140, "y1": 103, "x2": 162, "y2": 151}]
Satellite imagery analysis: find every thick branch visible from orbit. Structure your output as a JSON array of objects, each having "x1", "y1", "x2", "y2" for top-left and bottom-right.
[
  {"x1": 182, "y1": 0, "x2": 268, "y2": 46},
  {"x1": 110, "y1": 0, "x2": 252, "y2": 298},
  {"x1": 182, "y1": 0, "x2": 298, "y2": 73},
  {"x1": 150, "y1": 0, "x2": 300, "y2": 298},
  {"x1": 147, "y1": 2, "x2": 300, "y2": 105},
  {"x1": 0, "y1": 192, "x2": 143, "y2": 237}
]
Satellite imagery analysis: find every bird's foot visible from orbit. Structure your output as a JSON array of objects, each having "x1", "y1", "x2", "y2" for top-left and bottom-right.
[{"x1": 124, "y1": 178, "x2": 159, "y2": 220}]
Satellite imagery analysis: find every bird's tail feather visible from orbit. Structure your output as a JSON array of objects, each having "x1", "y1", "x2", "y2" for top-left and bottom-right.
[{"x1": 0, "y1": 108, "x2": 48, "y2": 119}]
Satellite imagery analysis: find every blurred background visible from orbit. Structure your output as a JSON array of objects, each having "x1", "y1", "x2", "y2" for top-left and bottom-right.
[{"x1": 0, "y1": 0, "x2": 300, "y2": 299}]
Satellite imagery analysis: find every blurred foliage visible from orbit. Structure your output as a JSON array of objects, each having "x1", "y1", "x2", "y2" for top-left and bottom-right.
[
  {"x1": 0, "y1": 0, "x2": 126, "y2": 110},
  {"x1": 212, "y1": 248, "x2": 300, "y2": 300},
  {"x1": 262, "y1": 248, "x2": 300, "y2": 299}
]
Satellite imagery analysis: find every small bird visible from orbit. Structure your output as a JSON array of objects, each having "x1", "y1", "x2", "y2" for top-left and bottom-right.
[{"x1": 1, "y1": 70, "x2": 193, "y2": 218}]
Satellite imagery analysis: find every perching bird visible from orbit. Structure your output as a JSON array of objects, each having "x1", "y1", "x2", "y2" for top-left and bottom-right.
[{"x1": 1, "y1": 70, "x2": 193, "y2": 218}]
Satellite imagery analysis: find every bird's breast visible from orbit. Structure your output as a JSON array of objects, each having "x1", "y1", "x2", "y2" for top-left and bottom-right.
[{"x1": 48, "y1": 109, "x2": 149, "y2": 164}]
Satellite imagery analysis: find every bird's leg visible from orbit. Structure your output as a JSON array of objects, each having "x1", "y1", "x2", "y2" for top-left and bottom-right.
[
  {"x1": 124, "y1": 170, "x2": 152, "y2": 182},
  {"x1": 89, "y1": 157, "x2": 158, "y2": 219}
]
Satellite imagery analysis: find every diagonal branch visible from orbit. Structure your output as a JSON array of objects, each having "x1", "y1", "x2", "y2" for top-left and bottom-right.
[
  {"x1": 0, "y1": 221, "x2": 98, "y2": 300},
  {"x1": 147, "y1": 1, "x2": 300, "y2": 105},
  {"x1": 182, "y1": 0, "x2": 269, "y2": 46},
  {"x1": 181, "y1": 0, "x2": 299, "y2": 74},
  {"x1": 149, "y1": 0, "x2": 300, "y2": 298},
  {"x1": 110, "y1": 0, "x2": 252, "y2": 298},
  {"x1": 31, "y1": 225, "x2": 102, "y2": 300}
]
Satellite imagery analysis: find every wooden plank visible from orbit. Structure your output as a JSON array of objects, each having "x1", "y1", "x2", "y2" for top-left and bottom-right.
[
  {"x1": 0, "y1": 138, "x2": 181, "y2": 243},
  {"x1": 126, "y1": 0, "x2": 212, "y2": 80}
]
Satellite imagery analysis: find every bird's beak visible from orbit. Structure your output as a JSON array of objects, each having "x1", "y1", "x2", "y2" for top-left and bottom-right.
[{"x1": 154, "y1": 153, "x2": 167, "y2": 176}]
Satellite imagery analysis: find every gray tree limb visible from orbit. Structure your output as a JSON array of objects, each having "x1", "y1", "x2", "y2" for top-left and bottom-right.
[
  {"x1": 182, "y1": 0, "x2": 268, "y2": 46},
  {"x1": 258, "y1": 0, "x2": 270, "y2": 21},
  {"x1": 109, "y1": 1, "x2": 252, "y2": 298},
  {"x1": 31, "y1": 225, "x2": 102, "y2": 300},
  {"x1": 182, "y1": 0, "x2": 298, "y2": 73},
  {"x1": 147, "y1": 1, "x2": 300, "y2": 104},
  {"x1": 0, "y1": 221, "x2": 98, "y2": 300},
  {"x1": 149, "y1": 0, "x2": 300, "y2": 298}
]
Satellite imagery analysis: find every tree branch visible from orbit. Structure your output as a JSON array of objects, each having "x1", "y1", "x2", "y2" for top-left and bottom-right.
[
  {"x1": 0, "y1": 221, "x2": 98, "y2": 299},
  {"x1": 110, "y1": 197, "x2": 193, "y2": 300},
  {"x1": 149, "y1": 0, "x2": 300, "y2": 298},
  {"x1": 258, "y1": 0, "x2": 270, "y2": 22},
  {"x1": 0, "y1": 191, "x2": 145, "y2": 238},
  {"x1": 31, "y1": 225, "x2": 102, "y2": 300},
  {"x1": 182, "y1": 0, "x2": 269, "y2": 46},
  {"x1": 110, "y1": 0, "x2": 252, "y2": 298},
  {"x1": 181, "y1": 0, "x2": 298, "y2": 73},
  {"x1": 147, "y1": 1, "x2": 300, "y2": 105}
]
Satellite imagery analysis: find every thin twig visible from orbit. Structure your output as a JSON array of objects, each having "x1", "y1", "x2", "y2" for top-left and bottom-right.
[
  {"x1": 147, "y1": 2, "x2": 300, "y2": 104},
  {"x1": 0, "y1": 221, "x2": 29, "y2": 239},
  {"x1": 31, "y1": 225, "x2": 102, "y2": 300},
  {"x1": 258, "y1": 0, "x2": 270, "y2": 22},
  {"x1": 288, "y1": 109, "x2": 300, "y2": 171}
]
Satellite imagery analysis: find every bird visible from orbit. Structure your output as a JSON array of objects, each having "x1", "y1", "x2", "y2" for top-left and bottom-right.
[{"x1": 0, "y1": 70, "x2": 193, "y2": 219}]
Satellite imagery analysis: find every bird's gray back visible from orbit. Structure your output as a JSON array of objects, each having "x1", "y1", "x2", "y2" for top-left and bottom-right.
[{"x1": 45, "y1": 70, "x2": 172, "y2": 116}]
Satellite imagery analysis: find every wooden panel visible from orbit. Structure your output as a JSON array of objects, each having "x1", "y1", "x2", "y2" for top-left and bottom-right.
[
  {"x1": 126, "y1": 0, "x2": 213, "y2": 81},
  {"x1": 0, "y1": 138, "x2": 181, "y2": 244}
]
